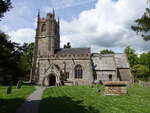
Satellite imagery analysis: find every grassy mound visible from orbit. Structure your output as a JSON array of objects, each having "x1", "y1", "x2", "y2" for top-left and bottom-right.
[
  {"x1": 40, "y1": 84, "x2": 150, "y2": 113},
  {"x1": 0, "y1": 85, "x2": 35, "y2": 113}
]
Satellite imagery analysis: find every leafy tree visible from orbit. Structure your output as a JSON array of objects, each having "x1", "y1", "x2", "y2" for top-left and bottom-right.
[
  {"x1": 124, "y1": 46, "x2": 138, "y2": 67},
  {"x1": 131, "y1": 8, "x2": 150, "y2": 41},
  {"x1": 64, "y1": 42, "x2": 71, "y2": 48},
  {"x1": 0, "y1": 31, "x2": 22, "y2": 84},
  {"x1": 132, "y1": 64, "x2": 150, "y2": 80},
  {"x1": 0, "y1": 32, "x2": 34, "y2": 84},
  {"x1": 100, "y1": 49, "x2": 115, "y2": 54},
  {"x1": 0, "y1": 0, "x2": 12, "y2": 20},
  {"x1": 19, "y1": 43, "x2": 34, "y2": 74},
  {"x1": 139, "y1": 51, "x2": 150, "y2": 68}
]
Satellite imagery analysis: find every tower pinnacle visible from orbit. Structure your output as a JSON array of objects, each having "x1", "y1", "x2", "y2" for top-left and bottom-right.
[
  {"x1": 53, "y1": 8, "x2": 55, "y2": 18},
  {"x1": 37, "y1": 9, "x2": 40, "y2": 21}
]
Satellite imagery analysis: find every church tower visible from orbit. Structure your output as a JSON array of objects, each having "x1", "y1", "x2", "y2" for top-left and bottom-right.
[
  {"x1": 30, "y1": 9, "x2": 60, "y2": 82},
  {"x1": 36, "y1": 9, "x2": 60, "y2": 56}
]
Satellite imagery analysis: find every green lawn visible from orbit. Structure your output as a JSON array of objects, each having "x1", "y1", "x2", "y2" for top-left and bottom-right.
[
  {"x1": 40, "y1": 84, "x2": 150, "y2": 113},
  {"x1": 0, "y1": 85, "x2": 35, "y2": 113}
]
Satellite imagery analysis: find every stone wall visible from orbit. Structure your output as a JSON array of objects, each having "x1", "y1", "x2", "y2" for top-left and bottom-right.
[
  {"x1": 138, "y1": 80, "x2": 150, "y2": 87},
  {"x1": 37, "y1": 56, "x2": 93, "y2": 85},
  {"x1": 95, "y1": 70, "x2": 118, "y2": 83}
]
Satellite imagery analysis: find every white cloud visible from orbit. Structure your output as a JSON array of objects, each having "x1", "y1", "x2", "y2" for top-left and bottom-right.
[
  {"x1": 60, "y1": 0, "x2": 150, "y2": 53},
  {"x1": 9, "y1": 28, "x2": 35, "y2": 44}
]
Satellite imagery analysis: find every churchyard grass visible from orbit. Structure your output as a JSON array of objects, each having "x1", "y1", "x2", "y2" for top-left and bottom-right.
[
  {"x1": 40, "y1": 84, "x2": 150, "y2": 113},
  {"x1": 0, "y1": 85, "x2": 35, "y2": 113}
]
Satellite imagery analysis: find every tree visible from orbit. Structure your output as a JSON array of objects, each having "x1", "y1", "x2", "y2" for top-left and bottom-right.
[
  {"x1": 132, "y1": 64, "x2": 150, "y2": 80},
  {"x1": 0, "y1": 32, "x2": 34, "y2": 84},
  {"x1": 124, "y1": 46, "x2": 138, "y2": 67},
  {"x1": 0, "y1": 31, "x2": 22, "y2": 84},
  {"x1": 0, "y1": 0, "x2": 12, "y2": 20},
  {"x1": 64, "y1": 42, "x2": 71, "y2": 48},
  {"x1": 100, "y1": 49, "x2": 115, "y2": 54},
  {"x1": 19, "y1": 43, "x2": 34, "y2": 75},
  {"x1": 139, "y1": 51, "x2": 150, "y2": 68},
  {"x1": 131, "y1": 8, "x2": 150, "y2": 41}
]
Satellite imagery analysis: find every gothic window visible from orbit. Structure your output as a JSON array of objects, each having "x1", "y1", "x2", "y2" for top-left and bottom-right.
[
  {"x1": 41, "y1": 23, "x2": 46, "y2": 32},
  {"x1": 74, "y1": 65, "x2": 83, "y2": 79}
]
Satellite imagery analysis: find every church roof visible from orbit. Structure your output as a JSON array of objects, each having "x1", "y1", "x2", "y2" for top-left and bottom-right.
[
  {"x1": 92, "y1": 53, "x2": 130, "y2": 70},
  {"x1": 55, "y1": 48, "x2": 91, "y2": 55},
  {"x1": 114, "y1": 54, "x2": 130, "y2": 69}
]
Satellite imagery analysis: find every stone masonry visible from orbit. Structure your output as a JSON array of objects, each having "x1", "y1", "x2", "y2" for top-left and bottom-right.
[{"x1": 30, "y1": 10, "x2": 133, "y2": 86}]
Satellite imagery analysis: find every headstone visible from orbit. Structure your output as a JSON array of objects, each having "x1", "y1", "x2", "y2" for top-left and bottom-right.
[
  {"x1": 7, "y1": 86, "x2": 12, "y2": 94},
  {"x1": 104, "y1": 81, "x2": 128, "y2": 96},
  {"x1": 138, "y1": 80, "x2": 150, "y2": 87},
  {"x1": 0, "y1": 99, "x2": 4, "y2": 104},
  {"x1": 16, "y1": 80, "x2": 22, "y2": 89}
]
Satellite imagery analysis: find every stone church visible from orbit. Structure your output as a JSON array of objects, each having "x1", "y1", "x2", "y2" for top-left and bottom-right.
[{"x1": 30, "y1": 11, "x2": 132, "y2": 86}]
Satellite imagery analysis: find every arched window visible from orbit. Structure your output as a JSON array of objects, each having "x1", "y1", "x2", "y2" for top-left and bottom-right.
[
  {"x1": 74, "y1": 65, "x2": 82, "y2": 79},
  {"x1": 41, "y1": 24, "x2": 46, "y2": 32}
]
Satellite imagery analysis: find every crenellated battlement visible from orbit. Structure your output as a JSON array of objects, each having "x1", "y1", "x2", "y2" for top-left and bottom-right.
[{"x1": 37, "y1": 53, "x2": 91, "y2": 60}]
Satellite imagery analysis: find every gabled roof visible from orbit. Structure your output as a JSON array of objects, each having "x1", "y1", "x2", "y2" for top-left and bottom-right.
[
  {"x1": 55, "y1": 48, "x2": 91, "y2": 55},
  {"x1": 92, "y1": 53, "x2": 130, "y2": 70},
  {"x1": 114, "y1": 54, "x2": 130, "y2": 68},
  {"x1": 92, "y1": 54, "x2": 116, "y2": 70}
]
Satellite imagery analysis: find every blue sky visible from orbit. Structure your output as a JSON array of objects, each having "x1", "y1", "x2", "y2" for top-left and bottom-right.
[
  {"x1": 0, "y1": 0, "x2": 150, "y2": 53},
  {"x1": 0, "y1": 0, "x2": 97, "y2": 30}
]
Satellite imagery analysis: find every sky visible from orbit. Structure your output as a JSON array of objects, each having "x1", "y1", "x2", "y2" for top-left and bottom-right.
[{"x1": 0, "y1": 0, "x2": 150, "y2": 53}]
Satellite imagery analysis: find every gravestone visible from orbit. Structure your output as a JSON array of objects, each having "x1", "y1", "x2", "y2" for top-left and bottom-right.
[
  {"x1": 0, "y1": 99, "x2": 4, "y2": 104},
  {"x1": 0, "y1": 100, "x2": 1, "y2": 104},
  {"x1": 139, "y1": 80, "x2": 150, "y2": 87},
  {"x1": 7, "y1": 86, "x2": 12, "y2": 94},
  {"x1": 16, "y1": 80, "x2": 22, "y2": 89},
  {"x1": 104, "y1": 81, "x2": 127, "y2": 96}
]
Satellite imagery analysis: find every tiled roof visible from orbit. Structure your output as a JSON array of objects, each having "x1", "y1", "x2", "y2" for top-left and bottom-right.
[
  {"x1": 55, "y1": 48, "x2": 91, "y2": 55},
  {"x1": 92, "y1": 53, "x2": 130, "y2": 70},
  {"x1": 114, "y1": 54, "x2": 130, "y2": 68}
]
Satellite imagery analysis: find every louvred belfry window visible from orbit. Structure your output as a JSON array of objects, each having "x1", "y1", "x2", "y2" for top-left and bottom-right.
[{"x1": 41, "y1": 24, "x2": 46, "y2": 32}]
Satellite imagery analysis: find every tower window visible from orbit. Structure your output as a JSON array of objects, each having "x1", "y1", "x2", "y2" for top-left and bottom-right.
[
  {"x1": 41, "y1": 24, "x2": 46, "y2": 32},
  {"x1": 74, "y1": 65, "x2": 83, "y2": 79}
]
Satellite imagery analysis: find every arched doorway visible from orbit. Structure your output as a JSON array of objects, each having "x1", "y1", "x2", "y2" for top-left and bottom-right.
[{"x1": 49, "y1": 75, "x2": 56, "y2": 86}]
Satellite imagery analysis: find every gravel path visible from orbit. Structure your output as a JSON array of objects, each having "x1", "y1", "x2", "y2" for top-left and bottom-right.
[{"x1": 16, "y1": 86, "x2": 46, "y2": 113}]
